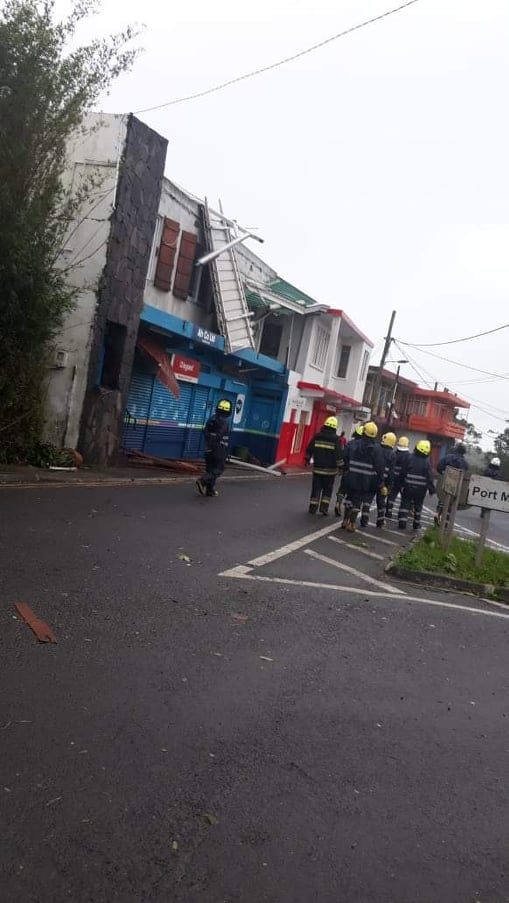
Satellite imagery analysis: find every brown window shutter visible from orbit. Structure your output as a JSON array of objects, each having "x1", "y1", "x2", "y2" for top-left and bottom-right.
[
  {"x1": 173, "y1": 230, "x2": 198, "y2": 300},
  {"x1": 154, "y1": 218, "x2": 180, "y2": 291}
]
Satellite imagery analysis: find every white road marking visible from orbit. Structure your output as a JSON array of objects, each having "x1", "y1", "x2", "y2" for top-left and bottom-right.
[
  {"x1": 247, "y1": 520, "x2": 341, "y2": 567},
  {"x1": 304, "y1": 549, "x2": 406, "y2": 594},
  {"x1": 352, "y1": 532, "x2": 399, "y2": 547},
  {"x1": 328, "y1": 536, "x2": 384, "y2": 561},
  {"x1": 220, "y1": 571, "x2": 509, "y2": 620},
  {"x1": 221, "y1": 565, "x2": 254, "y2": 577}
]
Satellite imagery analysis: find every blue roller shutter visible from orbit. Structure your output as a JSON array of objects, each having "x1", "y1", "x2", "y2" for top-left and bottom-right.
[{"x1": 123, "y1": 369, "x2": 154, "y2": 451}]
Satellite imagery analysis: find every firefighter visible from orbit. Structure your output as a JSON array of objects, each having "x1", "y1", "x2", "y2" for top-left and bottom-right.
[
  {"x1": 305, "y1": 416, "x2": 342, "y2": 515},
  {"x1": 196, "y1": 399, "x2": 232, "y2": 497},
  {"x1": 341, "y1": 422, "x2": 385, "y2": 532},
  {"x1": 372, "y1": 431, "x2": 396, "y2": 529},
  {"x1": 434, "y1": 442, "x2": 469, "y2": 525},
  {"x1": 334, "y1": 424, "x2": 364, "y2": 517},
  {"x1": 398, "y1": 440, "x2": 436, "y2": 531},
  {"x1": 386, "y1": 436, "x2": 410, "y2": 519},
  {"x1": 484, "y1": 456, "x2": 502, "y2": 479}
]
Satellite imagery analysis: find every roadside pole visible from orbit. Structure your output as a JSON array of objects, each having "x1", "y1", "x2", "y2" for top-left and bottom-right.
[
  {"x1": 438, "y1": 467, "x2": 463, "y2": 550},
  {"x1": 475, "y1": 510, "x2": 491, "y2": 566}
]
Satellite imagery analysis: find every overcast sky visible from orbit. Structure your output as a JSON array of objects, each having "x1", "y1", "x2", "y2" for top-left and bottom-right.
[{"x1": 66, "y1": 0, "x2": 509, "y2": 447}]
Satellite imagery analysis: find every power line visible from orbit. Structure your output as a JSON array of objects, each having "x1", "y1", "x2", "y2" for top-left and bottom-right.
[
  {"x1": 399, "y1": 345, "x2": 509, "y2": 381},
  {"x1": 133, "y1": 0, "x2": 422, "y2": 114},
  {"x1": 397, "y1": 322, "x2": 509, "y2": 347},
  {"x1": 394, "y1": 342, "x2": 509, "y2": 426}
]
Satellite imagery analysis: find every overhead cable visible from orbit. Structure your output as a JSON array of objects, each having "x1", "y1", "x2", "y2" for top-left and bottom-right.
[
  {"x1": 133, "y1": 0, "x2": 422, "y2": 113},
  {"x1": 397, "y1": 322, "x2": 509, "y2": 347},
  {"x1": 399, "y1": 346, "x2": 509, "y2": 381}
]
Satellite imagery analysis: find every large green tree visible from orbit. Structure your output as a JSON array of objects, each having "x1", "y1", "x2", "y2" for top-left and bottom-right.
[{"x1": 0, "y1": 0, "x2": 140, "y2": 462}]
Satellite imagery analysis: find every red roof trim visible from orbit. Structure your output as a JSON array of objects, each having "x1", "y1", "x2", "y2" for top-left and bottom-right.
[
  {"x1": 297, "y1": 381, "x2": 362, "y2": 408},
  {"x1": 414, "y1": 388, "x2": 470, "y2": 408},
  {"x1": 327, "y1": 309, "x2": 374, "y2": 347}
]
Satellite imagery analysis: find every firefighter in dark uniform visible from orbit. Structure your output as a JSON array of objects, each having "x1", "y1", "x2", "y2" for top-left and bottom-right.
[
  {"x1": 386, "y1": 436, "x2": 410, "y2": 519},
  {"x1": 341, "y1": 421, "x2": 385, "y2": 532},
  {"x1": 334, "y1": 424, "x2": 364, "y2": 517},
  {"x1": 196, "y1": 399, "x2": 232, "y2": 497},
  {"x1": 370, "y1": 431, "x2": 396, "y2": 529},
  {"x1": 305, "y1": 416, "x2": 342, "y2": 515},
  {"x1": 398, "y1": 439, "x2": 436, "y2": 530}
]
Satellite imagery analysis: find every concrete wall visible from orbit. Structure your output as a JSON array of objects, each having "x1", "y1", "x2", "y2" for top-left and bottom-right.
[
  {"x1": 79, "y1": 116, "x2": 168, "y2": 464},
  {"x1": 44, "y1": 113, "x2": 128, "y2": 447}
]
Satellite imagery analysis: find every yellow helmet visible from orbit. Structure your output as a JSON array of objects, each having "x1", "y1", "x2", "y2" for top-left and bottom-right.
[
  {"x1": 217, "y1": 399, "x2": 232, "y2": 414},
  {"x1": 324, "y1": 416, "x2": 338, "y2": 430},
  {"x1": 363, "y1": 421, "x2": 378, "y2": 439},
  {"x1": 416, "y1": 439, "x2": 431, "y2": 456},
  {"x1": 381, "y1": 432, "x2": 397, "y2": 448},
  {"x1": 397, "y1": 436, "x2": 409, "y2": 449},
  {"x1": 354, "y1": 424, "x2": 364, "y2": 437}
]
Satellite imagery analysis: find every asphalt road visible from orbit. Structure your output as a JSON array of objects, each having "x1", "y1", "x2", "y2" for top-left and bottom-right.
[{"x1": 1, "y1": 475, "x2": 508, "y2": 903}]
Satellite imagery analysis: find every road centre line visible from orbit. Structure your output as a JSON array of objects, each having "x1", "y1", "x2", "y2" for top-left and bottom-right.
[
  {"x1": 219, "y1": 571, "x2": 509, "y2": 620},
  {"x1": 328, "y1": 536, "x2": 384, "y2": 561},
  {"x1": 304, "y1": 549, "x2": 406, "y2": 594},
  {"x1": 247, "y1": 521, "x2": 341, "y2": 567}
]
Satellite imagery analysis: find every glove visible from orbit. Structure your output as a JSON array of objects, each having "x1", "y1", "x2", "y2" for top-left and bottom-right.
[{"x1": 380, "y1": 486, "x2": 389, "y2": 497}]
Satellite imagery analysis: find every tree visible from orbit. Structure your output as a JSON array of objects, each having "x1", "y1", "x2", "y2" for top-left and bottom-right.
[
  {"x1": 0, "y1": 0, "x2": 140, "y2": 462},
  {"x1": 493, "y1": 428, "x2": 509, "y2": 480}
]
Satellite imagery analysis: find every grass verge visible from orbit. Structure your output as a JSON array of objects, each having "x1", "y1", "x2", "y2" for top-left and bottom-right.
[{"x1": 396, "y1": 527, "x2": 509, "y2": 587}]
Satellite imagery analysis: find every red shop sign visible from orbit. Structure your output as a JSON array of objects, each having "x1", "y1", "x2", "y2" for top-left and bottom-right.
[{"x1": 172, "y1": 354, "x2": 201, "y2": 384}]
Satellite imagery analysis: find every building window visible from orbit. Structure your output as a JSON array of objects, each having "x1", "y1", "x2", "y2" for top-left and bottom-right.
[
  {"x1": 147, "y1": 215, "x2": 163, "y2": 282},
  {"x1": 311, "y1": 325, "x2": 330, "y2": 370},
  {"x1": 100, "y1": 321, "x2": 126, "y2": 390},
  {"x1": 360, "y1": 350, "x2": 370, "y2": 382},
  {"x1": 336, "y1": 344, "x2": 351, "y2": 379},
  {"x1": 259, "y1": 322, "x2": 283, "y2": 358}
]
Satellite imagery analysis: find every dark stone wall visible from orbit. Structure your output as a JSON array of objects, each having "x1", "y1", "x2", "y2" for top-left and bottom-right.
[{"x1": 79, "y1": 115, "x2": 167, "y2": 464}]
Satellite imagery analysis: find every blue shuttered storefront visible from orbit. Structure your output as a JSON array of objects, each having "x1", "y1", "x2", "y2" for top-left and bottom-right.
[{"x1": 123, "y1": 366, "x2": 237, "y2": 460}]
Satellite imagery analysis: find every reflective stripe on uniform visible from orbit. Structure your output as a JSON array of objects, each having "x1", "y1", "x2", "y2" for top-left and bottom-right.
[
  {"x1": 406, "y1": 474, "x2": 426, "y2": 486},
  {"x1": 349, "y1": 462, "x2": 375, "y2": 474},
  {"x1": 314, "y1": 442, "x2": 336, "y2": 450},
  {"x1": 313, "y1": 468, "x2": 338, "y2": 476}
]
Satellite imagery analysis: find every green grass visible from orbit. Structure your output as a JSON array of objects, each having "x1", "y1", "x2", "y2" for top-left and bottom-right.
[{"x1": 396, "y1": 527, "x2": 509, "y2": 587}]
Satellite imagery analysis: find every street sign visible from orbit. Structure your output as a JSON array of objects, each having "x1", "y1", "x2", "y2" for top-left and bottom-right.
[
  {"x1": 443, "y1": 466, "x2": 463, "y2": 496},
  {"x1": 467, "y1": 475, "x2": 509, "y2": 513}
]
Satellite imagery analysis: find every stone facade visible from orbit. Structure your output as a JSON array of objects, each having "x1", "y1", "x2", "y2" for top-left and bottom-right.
[{"x1": 79, "y1": 115, "x2": 167, "y2": 464}]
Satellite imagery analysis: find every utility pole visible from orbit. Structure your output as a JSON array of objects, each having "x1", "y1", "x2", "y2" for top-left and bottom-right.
[{"x1": 372, "y1": 310, "x2": 396, "y2": 418}]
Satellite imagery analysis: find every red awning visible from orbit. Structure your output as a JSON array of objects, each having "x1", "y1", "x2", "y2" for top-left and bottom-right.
[{"x1": 137, "y1": 336, "x2": 180, "y2": 399}]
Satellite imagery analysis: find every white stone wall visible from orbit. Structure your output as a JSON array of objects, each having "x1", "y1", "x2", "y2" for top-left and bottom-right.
[{"x1": 44, "y1": 112, "x2": 128, "y2": 447}]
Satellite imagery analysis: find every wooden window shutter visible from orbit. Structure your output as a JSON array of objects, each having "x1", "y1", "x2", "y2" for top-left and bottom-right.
[
  {"x1": 173, "y1": 230, "x2": 198, "y2": 300},
  {"x1": 154, "y1": 218, "x2": 180, "y2": 291}
]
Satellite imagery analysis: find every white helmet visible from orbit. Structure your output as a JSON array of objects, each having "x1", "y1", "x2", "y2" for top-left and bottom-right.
[{"x1": 491, "y1": 457, "x2": 501, "y2": 467}]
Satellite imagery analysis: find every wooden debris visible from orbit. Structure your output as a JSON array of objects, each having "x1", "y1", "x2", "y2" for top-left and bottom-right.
[{"x1": 14, "y1": 603, "x2": 57, "y2": 644}]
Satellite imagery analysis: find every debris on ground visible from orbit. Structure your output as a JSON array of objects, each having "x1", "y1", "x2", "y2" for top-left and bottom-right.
[
  {"x1": 126, "y1": 450, "x2": 201, "y2": 475},
  {"x1": 259, "y1": 656, "x2": 274, "y2": 662},
  {"x1": 178, "y1": 554, "x2": 192, "y2": 564},
  {"x1": 231, "y1": 613, "x2": 249, "y2": 622},
  {"x1": 14, "y1": 604, "x2": 57, "y2": 644},
  {"x1": 202, "y1": 813, "x2": 219, "y2": 826}
]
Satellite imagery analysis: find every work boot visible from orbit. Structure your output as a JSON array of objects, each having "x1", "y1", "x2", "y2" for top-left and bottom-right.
[
  {"x1": 196, "y1": 479, "x2": 207, "y2": 496},
  {"x1": 206, "y1": 489, "x2": 219, "y2": 497},
  {"x1": 398, "y1": 523, "x2": 407, "y2": 531},
  {"x1": 309, "y1": 503, "x2": 318, "y2": 514},
  {"x1": 359, "y1": 519, "x2": 368, "y2": 529},
  {"x1": 345, "y1": 521, "x2": 356, "y2": 533},
  {"x1": 340, "y1": 519, "x2": 348, "y2": 530},
  {"x1": 376, "y1": 517, "x2": 384, "y2": 529}
]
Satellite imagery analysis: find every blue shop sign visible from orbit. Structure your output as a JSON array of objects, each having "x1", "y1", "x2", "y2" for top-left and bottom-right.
[{"x1": 191, "y1": 324, "x2": 224, "y2": 350}]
